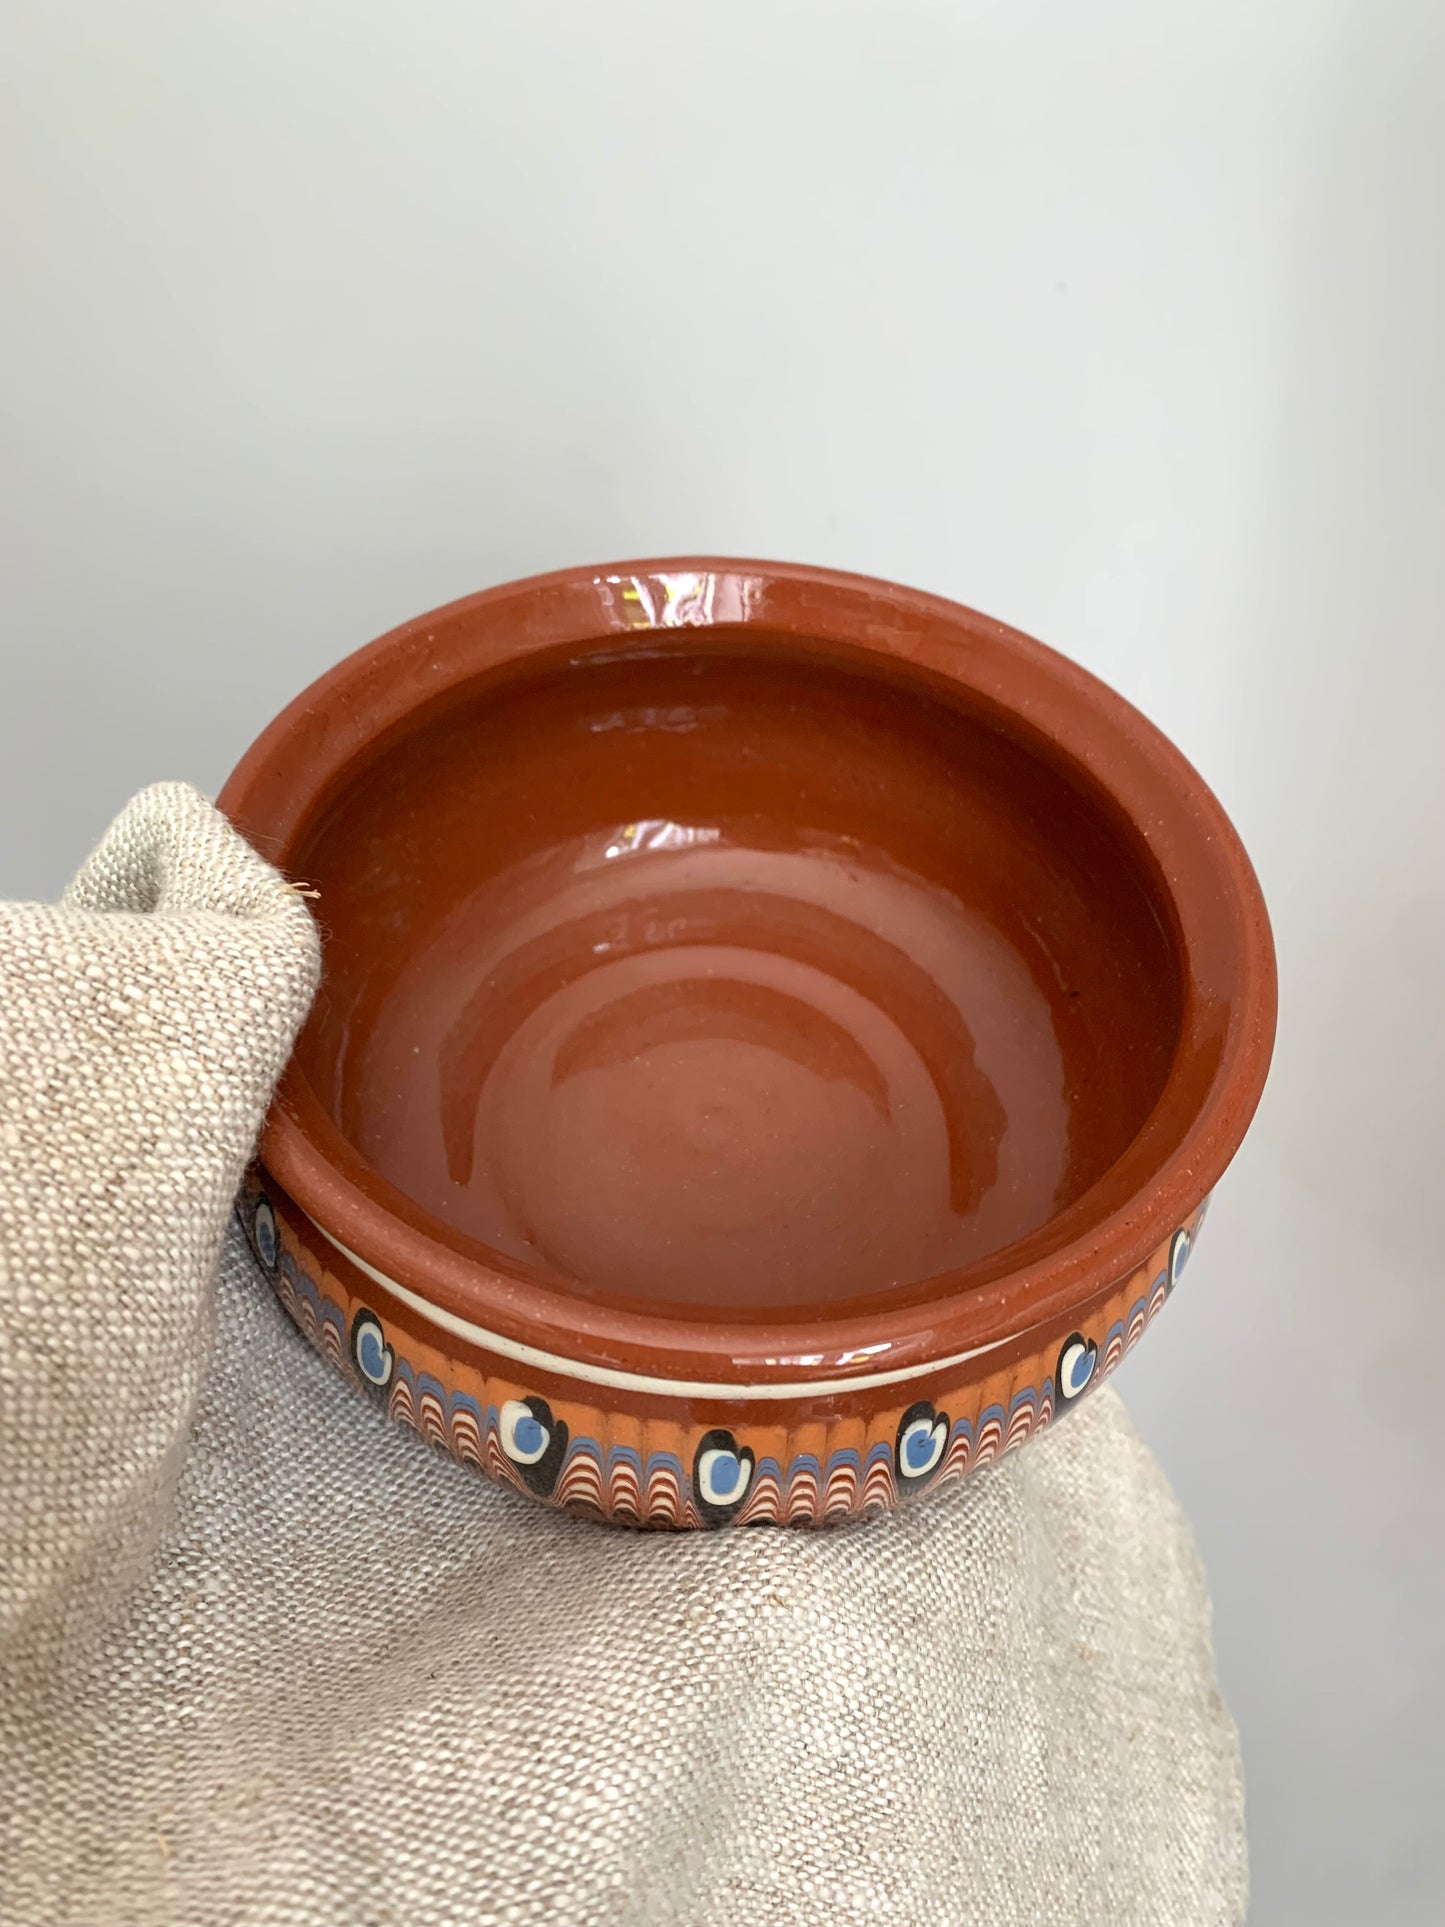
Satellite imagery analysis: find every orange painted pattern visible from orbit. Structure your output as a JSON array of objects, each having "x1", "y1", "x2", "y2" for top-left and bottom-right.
[{"x1": 241, "y1": 1175, "x2": 1203, "y2": 1528}]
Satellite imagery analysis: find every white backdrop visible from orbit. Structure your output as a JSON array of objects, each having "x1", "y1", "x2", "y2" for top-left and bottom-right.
[{"x1": 2, "y1": 5, "x2": 1440, "y2": 1920}]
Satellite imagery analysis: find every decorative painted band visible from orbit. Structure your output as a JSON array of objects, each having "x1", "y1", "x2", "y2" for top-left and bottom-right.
[{"x1": 239, "y1": 1171, "x2": 1205, "y2": 1529}]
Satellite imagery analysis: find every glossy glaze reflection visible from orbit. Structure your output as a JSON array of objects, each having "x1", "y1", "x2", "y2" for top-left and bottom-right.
[{"x1": 294, "y1": 645, "x2": 1182, "y2": 1314}]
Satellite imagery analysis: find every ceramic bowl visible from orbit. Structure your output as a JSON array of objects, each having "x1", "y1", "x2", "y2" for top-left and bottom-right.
[{"x1": 220, "y1": 559, "x2": 1275, "y2": 1527}]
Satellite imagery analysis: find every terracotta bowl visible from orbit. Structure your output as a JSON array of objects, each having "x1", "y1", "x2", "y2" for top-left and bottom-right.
[{"x1": 220, "y1": 559, "x2": 1275, "y2": 1527}]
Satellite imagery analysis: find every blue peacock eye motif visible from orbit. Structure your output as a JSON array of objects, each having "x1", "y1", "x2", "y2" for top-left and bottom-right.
[
  {"x1": 251, "y1": 1196, "x2": 279, "y2": 1272},
  {"x1": 1168, "y1": 1225, "x2": 1192, "y2": 1294},
  {"x1": 349, "y1": 1309, "x2": 394, "y2": 1392},
  {"x1": 894, "y1": 1401, "x2": 949, "y2": 1486},
  {"x1": 500, "y1": 1396, "x2": 569, "y2": 1498},
  {"x1": 1055, "y1": 1332, "x2": 1097, "y2": 1408},
  {"x1": 692, "y1": 1428, "x2": 755, "y2": 1525}
]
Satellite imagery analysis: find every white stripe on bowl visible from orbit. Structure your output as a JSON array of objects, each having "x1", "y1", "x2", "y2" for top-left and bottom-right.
[{"x1": 307, "y1": 1214, "x2": 1019, "y2": 1401}]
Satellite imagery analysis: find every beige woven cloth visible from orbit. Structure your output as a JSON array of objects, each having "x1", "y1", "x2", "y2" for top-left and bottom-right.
[{"x1": 0, "y1": 783, "x2": 1247, "y2": 1927}]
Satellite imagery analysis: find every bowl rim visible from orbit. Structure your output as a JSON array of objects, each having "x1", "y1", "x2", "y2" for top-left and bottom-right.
[{"x1": 219, "y1": 556, "x2": 1276, "y2": 1391}]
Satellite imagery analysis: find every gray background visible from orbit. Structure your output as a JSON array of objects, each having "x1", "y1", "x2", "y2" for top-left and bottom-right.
[{"x1": 2, "y1": 4, "x2": 1440, "y2": 1920}]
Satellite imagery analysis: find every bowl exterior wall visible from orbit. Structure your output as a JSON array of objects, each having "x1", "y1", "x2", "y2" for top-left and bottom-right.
[{"x1": 240, "y1": 1168, "x2": 1208, "y2": 1528}]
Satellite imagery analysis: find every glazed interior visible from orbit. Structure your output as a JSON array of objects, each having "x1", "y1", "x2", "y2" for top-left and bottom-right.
[{"x1": 288, "y1": 638, "x2": 1184, "y2": 1315}]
